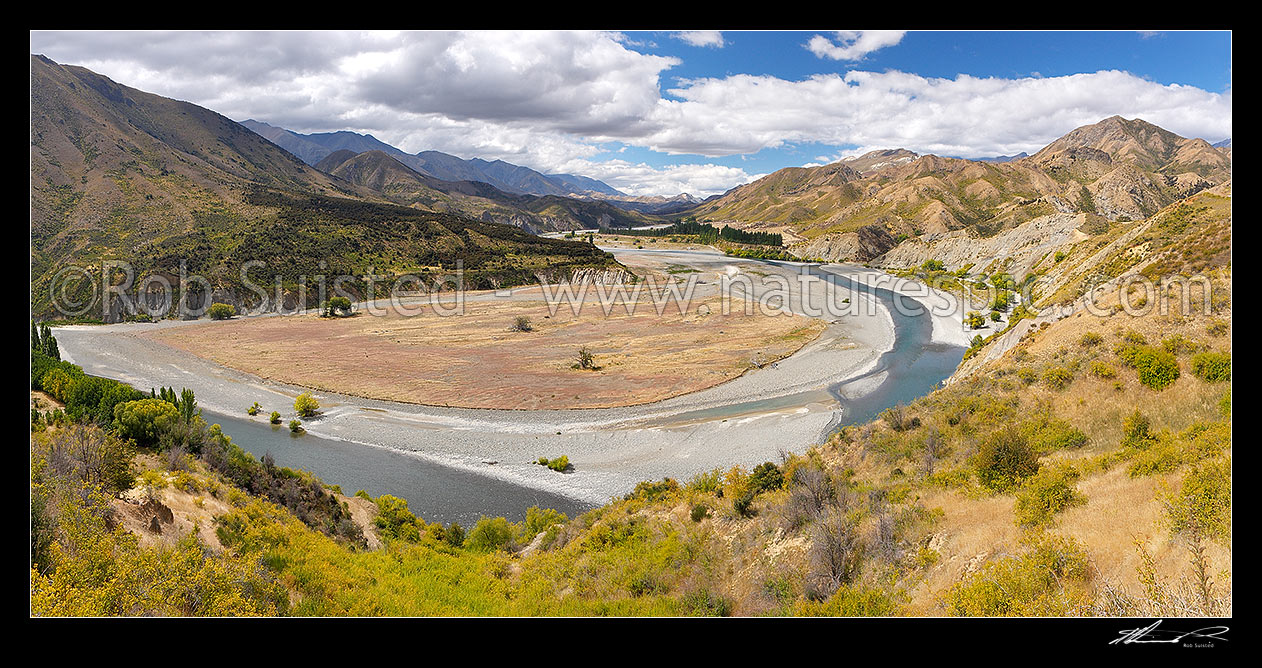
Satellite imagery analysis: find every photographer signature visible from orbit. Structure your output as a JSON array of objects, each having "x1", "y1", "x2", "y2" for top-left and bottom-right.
[{"x1": 1111, "y1": 620, "x2": 1229, "y2": 646}]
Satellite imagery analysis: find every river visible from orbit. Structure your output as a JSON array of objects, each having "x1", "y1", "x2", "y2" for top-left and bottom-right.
[{"x1": 53, "y1": 249, "x2": 966, "y2": 522}]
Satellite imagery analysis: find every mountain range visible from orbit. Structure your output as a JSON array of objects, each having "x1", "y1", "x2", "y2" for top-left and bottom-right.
[{"x1": 239, "y1": 119, "x2": 625, "y2": 198}]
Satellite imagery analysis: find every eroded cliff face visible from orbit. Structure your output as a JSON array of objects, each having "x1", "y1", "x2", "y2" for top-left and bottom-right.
[
  {"x1": 874, "y1": 213, "x2": 1096, "y2": 277},
  {"x1": 791, "y1": 225, "x2": 898, "y2": 263}
]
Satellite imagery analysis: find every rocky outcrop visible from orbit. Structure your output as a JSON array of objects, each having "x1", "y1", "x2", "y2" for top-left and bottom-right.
[
  {"x1": 791, "y1": 224, "x2": 898, "y2": 262},
  {"x1": 875, "y1": 213, "x2": 1086, "y2": 279}
]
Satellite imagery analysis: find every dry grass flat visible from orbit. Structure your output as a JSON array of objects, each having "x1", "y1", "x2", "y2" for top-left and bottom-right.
[{"x1": 146, "y1": 294, "x2": 825, "y2": 410}]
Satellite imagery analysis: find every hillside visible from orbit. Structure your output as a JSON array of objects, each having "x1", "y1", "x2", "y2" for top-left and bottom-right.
[
  {"x1": 30, "y1": 55, "x2": 621, "y2": 319},
  {"x1": 313, "y1": 149, "x2": 658, "y2": 233},
  {"x1": 685, "y1": 116, "x2": 1231, "y2": 264}
]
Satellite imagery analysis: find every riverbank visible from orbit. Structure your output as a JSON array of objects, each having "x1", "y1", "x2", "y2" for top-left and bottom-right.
[{"x1": 52, "y1": 250, "x2": 962, "y2": 509}]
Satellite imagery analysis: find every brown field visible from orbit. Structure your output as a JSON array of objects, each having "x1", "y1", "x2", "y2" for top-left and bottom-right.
[{"x1": 146, "y1": 294, "x2": 825, "y2": 410}]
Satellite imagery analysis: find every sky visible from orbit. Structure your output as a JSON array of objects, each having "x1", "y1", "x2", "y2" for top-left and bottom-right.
[{"x1": 30, "y1": 30, "x2": 1232, "y2": 197}]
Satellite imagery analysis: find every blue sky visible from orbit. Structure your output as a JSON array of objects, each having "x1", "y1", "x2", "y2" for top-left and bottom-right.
[
  {"x1": 637, "y1": 31, "x2": 1231, "y2": 91},
  {"x1": 31, "y1": 30, "x2": 1232, "y2": 196}
]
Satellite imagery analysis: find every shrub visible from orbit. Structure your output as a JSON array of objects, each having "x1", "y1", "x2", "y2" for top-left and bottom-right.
[
  {"x1": 207, "y1": 303, "x2": 235, "y2": 320},
  {"x1": 536, "y1": 455, "x2": 571, "y2": 473},
  {"x1": 466, "y1": 516, "x2": 517, "y2": 553},
  {"x1": 1126, "y1": 421, "x2": 1229, "y2": 478},
  {"x1": 805, "y1": 509, "x2": 863, "y2": 600},
  {"x1": 1120, "y1": 329, "x2": 1147, "y2": 346},
  {"x1": 1119, "y1": 346, "x2": 1180, "y2": 390},
  {"x1": 1089, "y1": 361, "x2": 1116, "y2": 378},
  {"x1": 521, "y1": 506, "x2": 566, "y2": 544},
  {"x1": 1078, "y1": 332, "x2": 1102, "y2": 347},
  {"x1": 973, "y1": 426, "x2": 1040, "y2": 493},
  {"x1": 625, "y1": 478, "x2": 679, "y2": 502},
  {"x1": 690, "y1": 503, "x2": 710, "y2": 522},
  {"x1": 33, "y1": 423, "x2": 136, "y2": 494},
  {"x1": 1041, "y1": 366, "x2": 1073, "y2": 390},
  {"x1": 1161, "y1": 334, "x2": 1203, "y2": 356},
  {"x1": 942, "y1": 534, "x2": 1091, "y2": 616},
  {"x1": 1121, "y1": 410, "x2": 1154, "y2": 448},
  {"x1": 372, "y1": 494, "x2": 424, "y2": 542},
  {"x1": 510, "y1": 316, "x2": 533, "y2": 332},
  {"x1": 269, "y1": 411, "x2": 282, "y2": 424},
  {"x1": 1025, "y1": 418, "x2": 1088, "y2": 453},
  {"x1": 113, "y1": 398, "x2": 180, "y2": 447},
  {"x1": 748, "y1": 462, "x2": 785, "y2": 494},
  {"x1": 322, "y1": 296, "x2": 353, "y2": 317},
  {"x1": 880, "y1": 404, "x2": 920, "y2": 432},
  {"x1": 965, "y1": 311, "x2": 986, "y2": 329},
  {"x1": 1162, "y1": 457, "x2": 1231, "y2": 543},
  {"x1": 572, "y1": 347, "x2": 597, "y2": 370},
  {"x1": 1189, "y1": 352, "x2": 1231, "y2": 383},
  {"x1": 246, "y1": 402, "x2": 261, "y2": 416},
  {"x1": 294, "y1": 392, "x2": 320, "y2": 418},
  {"x1": 1206, "y1": 319, "x2": 1228, "y2": 337},
  {"x1": 1014, "y1": 464, "x2": 1086, "y2": 527},
  {"x1": 685, "y1": 469, "x2": 723, "y2": 493},
  {"x1": 733, "y1": 490, "x2": 756, "y2": 517},
  {"x1": 444, "y1": 522, "x2": 465, "y2": 548},
  {"x1": 289, "y1": 419, "x2": 303, "y2": 433}
]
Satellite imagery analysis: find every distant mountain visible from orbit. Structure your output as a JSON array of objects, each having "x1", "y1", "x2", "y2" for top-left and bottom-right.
[
  {"x1": 684, "y1": 115, "x2": 1231, "y2": 263},
  {"x1": 313, "y1": 149, "x2": 656, "y2": 233},
  {"x1": 1212, "y1": 138, "x2": 1231, "y2": 149},
  {"x1": 570, "y1": 192, "x2": 703, "y2": 216},
  {"x1": 841, "y1": 148, "x2": 919, "y2": 174},
  {"x1": 974, "y1": 152, "x2": 1028, "y2": 163},
  {"x1": 240, "y1": 120, "x2": 625, "y2": 198},
  {"x1": 31, "y1": 55, "x2": 620, "y2": 318},
  {"x1": 545, "y1": 172, "x2": 625, "y2": 197}
]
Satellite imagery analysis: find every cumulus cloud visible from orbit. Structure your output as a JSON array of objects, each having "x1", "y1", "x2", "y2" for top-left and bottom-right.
[
  {"x1": 805, "y1": 31, "x2": 905, "y2": 60},
  {"x1": 30, "y1": 30, "x2": 1232, "y2": 196},
  {"x1": 673, "y1": 31, "x2": 725, "y2": 48},
  {"x1": 644, "y1": 70, "x2": 1233, "y2": 158}
]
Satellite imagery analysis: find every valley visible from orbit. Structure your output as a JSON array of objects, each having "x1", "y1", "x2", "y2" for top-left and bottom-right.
[{"x1": 29, "y1": 36, "x2": 1231, "y2": 622}]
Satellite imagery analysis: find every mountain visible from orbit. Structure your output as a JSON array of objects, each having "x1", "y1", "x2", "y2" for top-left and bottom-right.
[
  {"x1": 313, "y1": 149, "x2": 656, "y2": 232},
  {"x1": 1212, "y1": 138, "x2": 1231, "y2": 149},
  {"x1": 684, "y1": 116, "x2": 1230, "y2": 263},
  {"x1": 30, "y1": 55, "x2": 621, "y2": 319},
  {"x1": 240, "y1": 120, "x2": 625, "y2": 198},
  {"x1": 1028, "y1": 115, "x2": 1229, "y2": 177},
  {"x1": 571, "y1": 192, "x2": 703, "y2": 216},
  {"x1": 974, "y1": 152, "x2": 1028, "y2": 163},
  {"x1": 545, "y1": 172, "x2": 624, "y2": 197},
  {"x1": 841, "y1": 148, "x2": 919, "y2": 174}
]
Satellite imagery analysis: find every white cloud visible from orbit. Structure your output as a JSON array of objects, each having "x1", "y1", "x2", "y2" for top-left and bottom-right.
[
  {"x1": 642, "y1": 69, "x2": 1232, "y2": 158},
  {"x1": 673, "y1": 31, "x2": 725, "y2": 48},
  {"x1": 806, "y1": 31, "x2": 905, "y2": 61}
]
